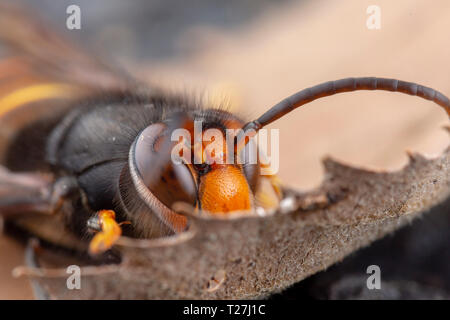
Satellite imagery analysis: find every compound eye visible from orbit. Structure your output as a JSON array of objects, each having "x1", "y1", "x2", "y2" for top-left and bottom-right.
[{"x1": 132, "y1": 123, "x2": 197, "y2": 209}]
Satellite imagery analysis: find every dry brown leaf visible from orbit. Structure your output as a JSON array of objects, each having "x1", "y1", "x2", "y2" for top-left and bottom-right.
[{"x1": 16, "y1": 142, "x2": 449, "y2": 299}]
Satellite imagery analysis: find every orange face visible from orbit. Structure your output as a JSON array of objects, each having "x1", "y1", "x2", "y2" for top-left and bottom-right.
[
  {"x1": 136, "y1": 116, "x2": 261, "y2": 221},
  {"x1": 192, "y1": 118, "x2": 254, "y2": 213},
  {"x1": 197, "y1": 164, "x2": 252, "y2": 213}
]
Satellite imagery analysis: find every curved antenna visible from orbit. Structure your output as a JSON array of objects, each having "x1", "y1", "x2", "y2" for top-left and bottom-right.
[{"x1": 242, "y1": 77, "x2": 450, "y2": 133}]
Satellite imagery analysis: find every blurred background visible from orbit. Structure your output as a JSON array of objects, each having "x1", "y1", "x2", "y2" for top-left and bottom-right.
[{"x1": 0, "y1": 0, "x2": 449, "y2": 299}]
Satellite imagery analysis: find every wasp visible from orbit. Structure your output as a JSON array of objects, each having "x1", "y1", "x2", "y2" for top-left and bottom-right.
[{"x1": 0, "y1": 3, "x2": 449, "y2": 258}]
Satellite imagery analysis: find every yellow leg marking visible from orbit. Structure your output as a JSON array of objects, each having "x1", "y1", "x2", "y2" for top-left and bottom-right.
[
  {"x1": 260, "y1": 162, "x2": 283, "y2": 199},
  {"x1": 88, "y1": 210, "x2": 122, "y2": 255},
  {"x1": 254, "y1": 174, "x2": 283, "y2": 210},
  {"x1": 269, "y1": 175, "x2": 283, "y2": 199},
  {"x1": 0, "y1": 83, "x2": 76, "y2": 117}
]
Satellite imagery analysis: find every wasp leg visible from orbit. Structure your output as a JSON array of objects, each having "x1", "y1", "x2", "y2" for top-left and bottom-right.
[
  {"x1": 258, "y1": 171, "x2": 347, "y2": 213},
  {"x1": 255, "y1": 171, "x2": 284, "y2": 210},
  {"x1": 0, "y1": 166, "x2": 51, "y2": 215},
  {"x1": 87, "y1": 210, "x2": 125, "y2": 255},
  {"x1": 0, "y1": 165, "x2": 78, "y2": 216},
  {"x1": 23, "y1": 239, "x2": 51, "y2": 300},
  {"x1": 284, "y1": 186, "x2": 349, "y2": 213},
  {"x1": 268, "y1": 175, "x2": 283, "y2": 199},
  {"x1": 296, "y1": 193, "x2": 331, "y2": 211}
]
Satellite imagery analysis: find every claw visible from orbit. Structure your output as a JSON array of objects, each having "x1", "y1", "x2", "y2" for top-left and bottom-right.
[{"x1": 88, "y1": 210, "x2": 122, "y2": 255}]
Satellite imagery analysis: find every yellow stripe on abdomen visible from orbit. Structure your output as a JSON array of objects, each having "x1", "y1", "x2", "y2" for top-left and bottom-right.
[{"x1": 0, "y1": 83, "x2": 76, "y2": 118}]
